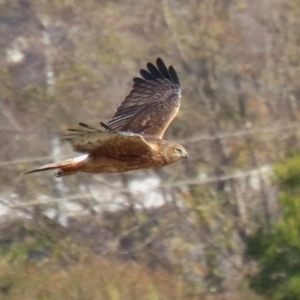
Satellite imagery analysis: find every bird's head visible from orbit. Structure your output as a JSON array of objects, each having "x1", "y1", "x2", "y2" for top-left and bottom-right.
[{"x1": 166, "y1": 142, "x2": 188, "y2": 163}]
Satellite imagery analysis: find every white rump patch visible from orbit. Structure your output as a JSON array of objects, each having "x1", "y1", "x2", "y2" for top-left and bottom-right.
[{"x1": 73, "y1": 154, "x2": 88, "y2": 163}]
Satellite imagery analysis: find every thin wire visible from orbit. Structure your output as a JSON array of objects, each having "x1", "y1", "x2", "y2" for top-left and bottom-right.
[
  {"x1": 1, "y1": 123, "x2": 299, "y2": 167},
  {"x1": 0, "y1": 156, "x2": 53, "y2": 166},
  {"x1": 6, "y1": 166, "x2": 271, "y2": 209},
  {"x1": 7, "y1": 193, "x2": 94, "y2": 208},
  {"x1": 177, "y1": 123, "x2": 300, "y2": 144},
  {"x1": 0, "y1": 155, "x2": 70, "y2": 167}
]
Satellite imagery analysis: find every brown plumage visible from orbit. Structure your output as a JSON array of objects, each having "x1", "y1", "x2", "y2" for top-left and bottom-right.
[{"x1": 24, "y1": 58, "x2": 188, "y2": 177}]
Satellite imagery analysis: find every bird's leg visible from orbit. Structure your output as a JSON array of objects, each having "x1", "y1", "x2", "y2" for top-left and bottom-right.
[{"x1": 54, "y1": 170, "x2": 62, "y2": 177}]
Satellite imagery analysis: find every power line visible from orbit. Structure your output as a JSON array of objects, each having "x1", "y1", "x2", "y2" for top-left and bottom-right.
[
  {"x1": 1, "y1": 123, "x2": 299, "y2": 167},
  {"x1": 0, "y1": 155, "x2": 70, "y2": 167},
  {"x1": 178, "y1": 123, "x2": 300, "y2": 144},
  {"x1": 5, "y1": 166, "x2": 271, "y2": 209},
  {"x1": 0, "y1": 156, "x2": 52, "y2": 166}
]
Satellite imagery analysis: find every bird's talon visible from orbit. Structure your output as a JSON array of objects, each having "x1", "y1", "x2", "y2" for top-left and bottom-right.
[{"x1": 54, "y1": 171, "x2": 62, "y2": 178}]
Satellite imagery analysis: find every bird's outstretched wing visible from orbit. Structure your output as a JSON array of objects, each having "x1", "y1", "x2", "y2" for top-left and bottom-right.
[
  {"x1": 62, "y1": 123, "x2": 154, "y2": 157},
  {"x1": 107, "y1": 58, "x2": 181, "y2": 139}
]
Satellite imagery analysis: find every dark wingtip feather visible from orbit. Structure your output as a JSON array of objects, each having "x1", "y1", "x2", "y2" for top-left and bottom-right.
[
  {"x1": 156, "y1": 57, "x2": 164, "y2": 65},
  {"x1": 136, "y1": 58, "x2": 180, "y2": 86},
  {"x1": 133, "y1": 77, "x2": 145, "y2": 84},
  {"x1": 68, "y1": 128, "x2": 83, "y2": 132},
  {"x1": 147, "y1": 62, "x2": 163, "y2": 79},
  {"x1": 79, "y1": 122, "x2": 89, "y2": 128},
  {"x1": 78, "y1": 123, "x2": 101, "y2": 132},
  {"x1": 156, "y1": 58, "x2": 172, "y2": 81},
  {"x1": 140, "y1": 69, "x2": 154, "y2": 81},
  {"x1": 168, "y1": 65, "x2": 180, "y2": 86},
  {"x1": 100, "y1": 122, "x2": 116, "y2": 132}
]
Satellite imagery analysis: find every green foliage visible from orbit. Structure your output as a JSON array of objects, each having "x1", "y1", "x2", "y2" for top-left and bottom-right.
[{"x1": 247, "y1": 153, "x2": 300, "y2": 300}]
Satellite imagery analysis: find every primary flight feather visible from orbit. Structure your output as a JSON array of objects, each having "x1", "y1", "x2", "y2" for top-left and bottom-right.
[{"x1": 24, "y1": 58, "x2": 188, "y2": 177}]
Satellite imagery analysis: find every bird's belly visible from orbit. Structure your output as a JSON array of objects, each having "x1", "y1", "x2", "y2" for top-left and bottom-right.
[{"x1": 80, "y1": 155, "x2": 164, "y2": 174}]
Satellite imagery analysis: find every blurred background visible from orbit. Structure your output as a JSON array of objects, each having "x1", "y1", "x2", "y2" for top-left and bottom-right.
[{"x1": 1, "y1": 0, "x2": 300, "y2": 299}]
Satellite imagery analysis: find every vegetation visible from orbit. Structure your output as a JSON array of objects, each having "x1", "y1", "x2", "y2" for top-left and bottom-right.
[
  {"x1": 1, "y1": 0, "x2": 300, "y2": 299},
  {"x1": 0, "y1": 236, "x2": 191, "y2": 300},
  {"x1": 247, "y1": 154, "x2": 300, "y2": 300}
]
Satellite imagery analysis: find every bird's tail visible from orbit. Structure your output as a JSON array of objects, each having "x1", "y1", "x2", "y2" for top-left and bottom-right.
[{"x1": 23, "y1": 154, "x2": 88, "y2": 177}]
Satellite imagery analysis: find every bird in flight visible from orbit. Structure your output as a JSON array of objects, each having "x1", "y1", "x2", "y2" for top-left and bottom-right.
[{"x1": 24, "y1": 58, "x2": 188, "y2": 177}]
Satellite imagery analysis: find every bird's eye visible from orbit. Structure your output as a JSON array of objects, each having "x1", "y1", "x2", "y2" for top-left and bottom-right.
[{"x1": 174, "y1": 148, "x2": 182, "y2": 154}]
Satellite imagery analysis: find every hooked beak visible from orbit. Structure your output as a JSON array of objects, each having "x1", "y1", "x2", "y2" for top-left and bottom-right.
[{"x1": 183, "y1": 152, "x2": 189, "y2": 159}]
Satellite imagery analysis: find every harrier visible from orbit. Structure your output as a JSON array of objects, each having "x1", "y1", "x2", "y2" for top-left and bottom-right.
[{"x1": 24, "y1": 58, "x2": 188, "y2": 177}]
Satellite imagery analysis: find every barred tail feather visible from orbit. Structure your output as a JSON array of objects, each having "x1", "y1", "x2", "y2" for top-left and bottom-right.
[{"x1": 23, "y1": 154, "x2": 88, "y2": 177}]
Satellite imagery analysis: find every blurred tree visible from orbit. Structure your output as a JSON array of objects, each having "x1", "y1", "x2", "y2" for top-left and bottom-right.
[
  {"x1": 2, "y1": 0, "x2": 300, "y2": 299},
  {"x1": 247, "y1": 153, "x2": 300, "y2": 300}
]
